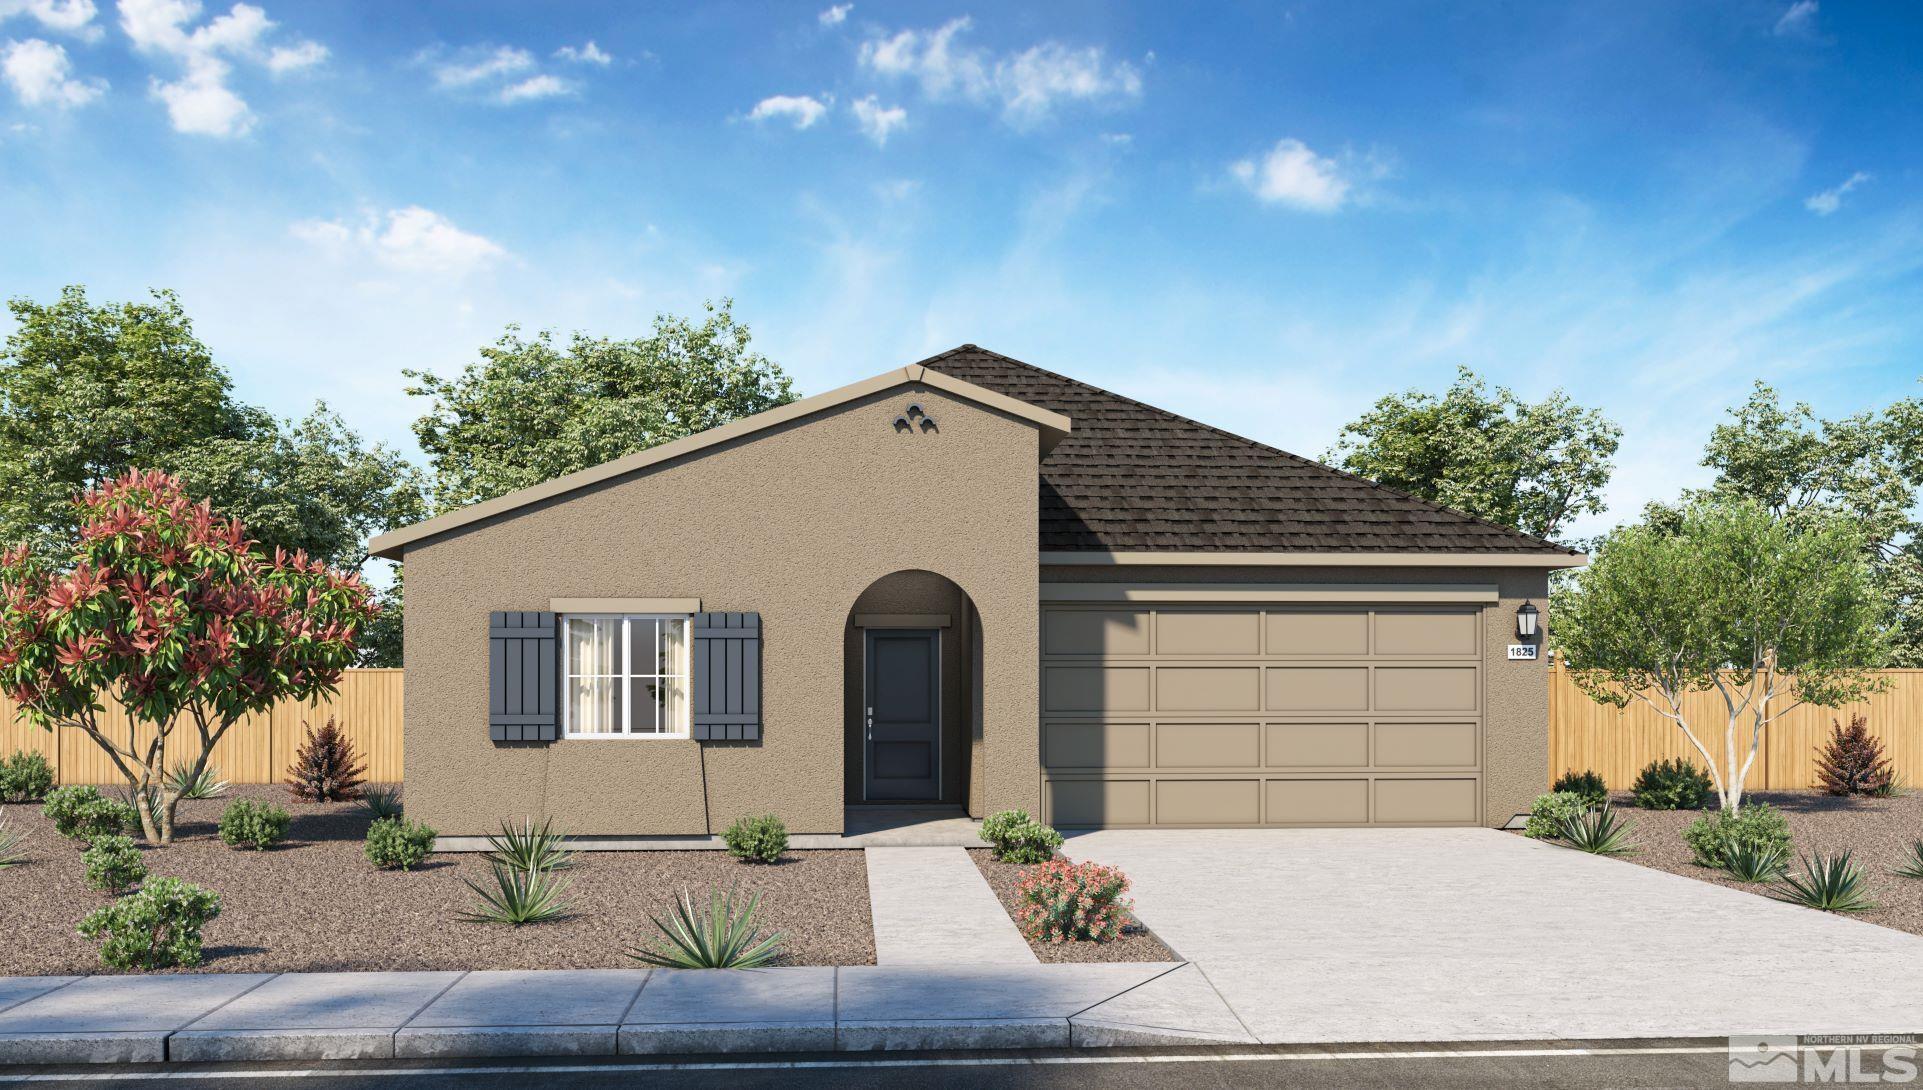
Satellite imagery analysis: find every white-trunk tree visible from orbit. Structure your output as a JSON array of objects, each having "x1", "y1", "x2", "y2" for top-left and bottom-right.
[{"x1": 1556, "y1": 499, "x2": 1886, "y2": 813}]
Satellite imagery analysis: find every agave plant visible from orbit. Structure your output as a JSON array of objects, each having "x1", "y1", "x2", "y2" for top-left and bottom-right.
[
  {"x1": 1724, "y1": 839, "x2": 1791, "y2": 883},
  {"x1": 485, "y1": 816, "x2": 573, "y2": 874},
  {"x1": 461, "y1": 859, "x2": 571, "y2": 926},
  {"x1": 358, "y1": 785, "x2": 403, "y2": 821},
  {"x1": 167, "y1": 762, "x2": 229, "y2": 801},
  {"x1": 1773, "y1": 851, "x2": 1876, "y2": 913},
  {"x1": 114, "y1": 786, "x2": 164, "y2": 832},
  {"x1": 628, "y1": 885, "x2": 785, "y2": 969},
  {"x1": 0, "y1": 808, "x2": 23, "y2": 868},
  {"x1": 1557, "y1": 804, "x2": 1635, "y2": 855},
  {"x1": 1893, "y1": 840, "x2": 1923, "y2": 881}
]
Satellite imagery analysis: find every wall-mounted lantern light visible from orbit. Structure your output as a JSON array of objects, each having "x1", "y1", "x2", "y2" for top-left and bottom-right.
[{"x1": 1516, "y1": 601, "x2": 1540, "y2": 639}]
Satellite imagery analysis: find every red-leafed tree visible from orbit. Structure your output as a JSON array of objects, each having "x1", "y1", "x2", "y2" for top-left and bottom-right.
[{"x1": 0, "y1": 470, "x2": 376, "y2": 843}]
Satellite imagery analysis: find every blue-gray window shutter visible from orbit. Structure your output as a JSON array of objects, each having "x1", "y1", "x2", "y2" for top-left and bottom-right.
[
  {"x1": 692, "y1": 611, "x2": 761, "y2": 741},
  {"x1": 489, "y1": 611, "x2": 558, "y2": 742}
]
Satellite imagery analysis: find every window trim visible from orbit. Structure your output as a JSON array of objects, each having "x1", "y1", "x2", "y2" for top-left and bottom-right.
[{"x1": 560, "y1": 613, "x2": 692, "y2": 740}]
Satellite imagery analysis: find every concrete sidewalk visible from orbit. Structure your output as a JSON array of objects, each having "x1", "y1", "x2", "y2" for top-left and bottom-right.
[
  {"x1": 864, "y1": 846, "x2": 1035, "y2": 965},
  {"x1": 0, "y1": 962, "x2": 1244, "y2": 1065}
]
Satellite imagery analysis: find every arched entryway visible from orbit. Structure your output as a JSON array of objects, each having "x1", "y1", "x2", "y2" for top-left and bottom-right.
[{"x1": 844, "y1": 570, "x2": 983, "y2": 813}]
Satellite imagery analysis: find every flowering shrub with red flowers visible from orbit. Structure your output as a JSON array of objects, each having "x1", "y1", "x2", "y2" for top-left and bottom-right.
[
  {"x1": 1013, "y1": 859, "x2": 1134, "y2": 944},
  {"x1": 0, "y1": 470, "x2": 375, "y2": 843}
]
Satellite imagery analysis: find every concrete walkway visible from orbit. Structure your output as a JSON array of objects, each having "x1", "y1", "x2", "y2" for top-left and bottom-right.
[
  {"x1": 0, "y1": 963, "x2": 1242, "y2": 1064},
  {"x1": 863, "y1": 846, "x2": 1036, "y2": 965},
  {"x1": 1067, "y1": 827, "x2": 1923, "y2": 1044}
]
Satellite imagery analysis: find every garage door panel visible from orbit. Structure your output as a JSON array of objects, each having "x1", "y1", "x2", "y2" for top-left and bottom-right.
[
  {"x1": 1266, "y1": 610, "x2": 1369, "y2": 657},
  {"x1": 1265, "y1": 722, "x2": 1369, "y2": 767},
  {"x1": 1374, "y1": 666, "x2": 1478, "y2": 711},
  {"x1": 1156, "y1": 722, "x2": 1261, "y2": 768},
  {"x1": 1045, "y1": 721, "x2": 1150, "y2": 769},
  {"x1": 1156, "y1": 779, "x2": 1261, "y2": 824},
  {"x1": 1374, "y1": 721, "x2": 1477, "y2": 767},
  {"x1": 1049, "y1": 778, "x2": 1150, "y2": 826},
  {"x1": 1157, "y1": 611, "x2": 1260, "y2": 656},
  {"x1": 1045, "y1": 666, "x2": 1150, "y2": 712},
  {"x1": 1043, "y1": 602, "x2": 1483, "y2": 828},
  {"x1": 1158, "y1": 667, "x2": 1261, "y2": 711},
  {"x1": 1045, "y1": 610, "x2": 1149, "y2": 656},
  {"x1": 1373, "y1": 610, "x2": 1477, "y2": 657},
  {"x1": 1266, "y1": 779, "x2": 1370, "y2": 824},
  {"x1": 1373, "y1": 778, "x2": 1478, "y2": 823},
  {"x1": 1266, "y1": 667, "x2": 1369, "y2": 711}
]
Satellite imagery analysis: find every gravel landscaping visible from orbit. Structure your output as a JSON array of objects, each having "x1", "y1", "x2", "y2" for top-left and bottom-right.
[
  {"x1": 0, "y1": 786, "x2": 876, "y2": 974},
  {"x1": 1579, "y1": 789, "x2": 1923, "y2": 937},
  {"x1": 968, "y1": 848, "x2": 1178, "y2": 963}
]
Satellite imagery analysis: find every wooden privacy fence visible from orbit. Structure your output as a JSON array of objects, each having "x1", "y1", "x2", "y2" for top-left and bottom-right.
[
  {"x1": 1548, "y1": 663, "x2": 1923, "y2": 791},
  {"x1": 0, "y1": 669, "x2": 403, "y2": 786}
]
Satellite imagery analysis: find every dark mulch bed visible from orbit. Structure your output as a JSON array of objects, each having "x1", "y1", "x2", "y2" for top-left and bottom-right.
[
  {"x1": 0, "y1": 785, "x2": 874, "y2": 975},
  {"x1": 1573, "y1": 789, "x2": 1923, "y2": 936},
  {"x1": 968, "y1": 849, "x2": 1178, "y2": 964}
]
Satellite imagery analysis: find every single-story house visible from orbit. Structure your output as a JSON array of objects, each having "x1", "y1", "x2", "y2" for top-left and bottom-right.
[{"x1": 369, "y1": 345, "x2": 1583, "y2": 839}]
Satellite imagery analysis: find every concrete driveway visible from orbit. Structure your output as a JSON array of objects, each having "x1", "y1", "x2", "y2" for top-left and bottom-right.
[{"x1": 1067, "y1": 827, "x2": 1923, "y2": 1043}]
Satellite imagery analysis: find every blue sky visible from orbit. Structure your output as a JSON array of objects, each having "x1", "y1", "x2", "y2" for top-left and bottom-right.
[{"x1": 2, "y1": 0, "x2": 1919, "y2": 538}]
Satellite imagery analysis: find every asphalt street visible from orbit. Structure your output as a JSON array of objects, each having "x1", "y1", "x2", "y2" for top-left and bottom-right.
[{"x1": 2, "y1": 1040, "x2": 1891, "y2": 1089}]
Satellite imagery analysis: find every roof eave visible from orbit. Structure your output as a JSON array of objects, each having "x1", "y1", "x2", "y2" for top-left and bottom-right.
[{"x1": 1039, "y1": 550, "x2": 1588, "y2": 569}]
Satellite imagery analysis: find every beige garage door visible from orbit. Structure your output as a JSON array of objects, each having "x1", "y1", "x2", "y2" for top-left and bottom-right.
[{"x1": 1041, "y1": 604, "x2": 1483, "y2": 827}]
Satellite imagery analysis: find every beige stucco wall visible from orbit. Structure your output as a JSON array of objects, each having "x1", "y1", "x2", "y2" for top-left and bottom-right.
[
  {"x1": 1039, "y1": 564, "x2": 1552, "y2": 826},
  {"x1": 402, "y1": 381, "x2": 1042, "y2": 837}
]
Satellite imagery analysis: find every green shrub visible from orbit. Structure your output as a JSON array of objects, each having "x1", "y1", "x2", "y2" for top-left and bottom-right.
[
  {"x1": 365, "y1": 817, "x2": 436, "y2": 870},
  {"x1": 359, "y1": 785, "x2": 403, "y2": 820},
  {"x1": 1550, "y1": 770, "x2": 1609, "y2": 810},
  {"x1": 44, "y1": 785, "x2": 104, "y2": 838},
  {"x1": 0, "y1": 750, "x2": 54, "y2": 803},
  {"x1": 46, "y1": 788, "x2": 140, "y2": 849},
  {"x1": 218, "y1": 800, "x2": 291, "y2": 851},
  {"x1": 1773, "y1": 851, "x2": 1876, "y2": 913},
  {"x1": 980, "y1": 809, "x2": 1063, "y2": 863},
  {"x1": 723, "y1": 814, "x2": 788, "y2": 864},
  {"x1": 82, "y1": 835, "x2": 147, "y2": 895},
  {"x1": 1524, "y1": 791, "x2": 1588, "y2": 839},
  {"x1": 1683, "y1": 803, "x2": 1792, "y2": 868},
  {"x1": 77, "y1": 876, "x2": 221, "y2": 969},
  {"x1": 627, "y1": 885, "x2": 784, "y2": 969},
  {"x1": 1631, "y1": 758, "x2": 1714, "y2": 810},
  {"x1": 462, "y1": 860, "x2": 571, "y2": 926}
]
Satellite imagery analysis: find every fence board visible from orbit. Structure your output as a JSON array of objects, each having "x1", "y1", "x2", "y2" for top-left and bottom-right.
[
  {"x1": 0, "y1": 670, "x2": 403, "y2": 786},
  {"x1": 1548, "y1": 663, "x2": 1923, "y2": 791}
]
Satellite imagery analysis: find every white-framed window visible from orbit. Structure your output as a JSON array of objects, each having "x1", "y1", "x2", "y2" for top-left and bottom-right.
[{"x1": 562, "y1": 614, "x2": 691, "y2": 738}]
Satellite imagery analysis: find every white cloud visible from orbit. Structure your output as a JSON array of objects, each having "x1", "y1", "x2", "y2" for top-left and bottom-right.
[
  {"x1": 851, "y1": 94, "x2": 905, "y2": 145},
  {"x1": 264, "y1": 37, "x2": 322, "y2": 73},
  {"x1": 818, "y1": 3, "x2": 850, "y2": 26},
  {"x1": 554, "y1": 40, "x2": 609, "y2": 65},
  {"x1": 117, "y1": 0, "x2": 324, "y2": 136},
  {"x1": 1230, "y1": 138, "x2": 1351, "y2": 212},
  {"x1": 858, "y1": 17, "x2": 1141, "y2": 125},
  {"x1": 2, "y1": 36, "x2": 103, "y2": 105},
  {"x1": 0, "y1": 0, "x2": 100, "y2": 39},
  {"x1": 497, "y1": 72, "x2": 570, "y2": 103},
  {"x1": 747, "y1": 92, "x2": 827, "y2": 129},
  {"x1": 292, "y1": 206, "x2": 506, "y2": 275},
  {"x1": 1774, "y1": 0, "x2": 1818, "y2": 36},
  {"x1": 430, "y1": 44, "x2": 531, "y2": 88},
  {"x1": 1804, "y1": 171, "x2": 1869, "y2": 215}
]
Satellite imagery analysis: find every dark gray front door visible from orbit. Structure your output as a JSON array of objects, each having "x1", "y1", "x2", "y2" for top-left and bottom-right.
[{"x1": 864, "y1": 629, "x2": 940, "y2": 801}]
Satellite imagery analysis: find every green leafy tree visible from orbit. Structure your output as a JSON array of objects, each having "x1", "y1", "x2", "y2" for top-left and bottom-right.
[
  {"x1": 1326, "y1": 366, "x2": 1620, "y2": 542},
  {"x1": 1654, "y1": 382, "x2": 1923, "y2": 665},
  {"x1": 0, "y1": 470, "x2": 377, "y2": 843},
  {"x1": 1556, "y1": 499, "x2": 1886, "y2": 813},
  {"x1": 406, "y1": 300, "x2": 797, "y2": 513},
  {"x1": 0, "y1": 286, "x2": 424, "y2": 575}
]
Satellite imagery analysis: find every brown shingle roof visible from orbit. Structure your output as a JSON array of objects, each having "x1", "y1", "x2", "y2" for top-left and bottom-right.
[{"x1": 919, "y1": 345, "x2": 1576, "y2": 556}]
